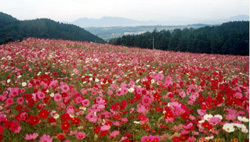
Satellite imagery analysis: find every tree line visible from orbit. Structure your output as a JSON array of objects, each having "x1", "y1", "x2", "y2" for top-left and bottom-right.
[
  {"x1": 0, "y1": 12, "x2": 105, "y2": 44},
  {"x1": 109, "y1": 21, "x2": 249, "y2": 55}
]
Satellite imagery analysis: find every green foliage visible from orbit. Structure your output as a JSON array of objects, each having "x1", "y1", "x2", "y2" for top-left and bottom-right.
[
  {"x1": 110, "y1": 21, "x2": 249, "y2": 55},
  {"x1": 0, "y1": 12, "x2": 105, "y2": 44}
]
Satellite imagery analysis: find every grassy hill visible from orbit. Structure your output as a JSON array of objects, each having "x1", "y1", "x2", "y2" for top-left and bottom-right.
[{"x1": 0, "y1": 12, "x2": 105, "y2": 44}]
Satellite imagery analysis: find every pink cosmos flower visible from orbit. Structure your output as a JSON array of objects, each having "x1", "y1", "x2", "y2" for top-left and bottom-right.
[
  {"x1": 107, "y1": 90, "x2": 113, "y2": 95},
  {"x1": 86, "y1": 112, "x2": 97, "y2": 122},
  {"x1": 0, "y1": 95, "x2": 7, "y2": 101},
  {"x1": 142, "y1": 95, "x2": 152, "y2": 106},
  {"x1": 187, "y1": 137, "x2": 196, "y2": 142},
  {"x1": 69, "y1": 130, "x2": 78, "y2": 136},
  {"x1": 101, "y1": 125, "x2": 111, "y2": 131},
  {"x1": 17, "y1": 97, "x2": 24, "y2": 104},
  {"x1": 179, "y1": 91, "x2": 186, "y2": 98},
  {"x1": 0, "y1": 113, "x2": 7, "y2": 123},
  {"x1": 141, "y1": 135, "x2": 160, "y2": 142},
  {"x1": 116, "y1": 89, "x2": 123, "y2": 96},
  {"x1": 37, "y1": 91, "x2": 45, "y2": 100},
  {"x1": 121, "y1": 118, "x2": 128, "y2": 123},
  {"x1": 73, "y1": 69, "x2": 79, "y2": 74},
  {"x1": 5, "y1": 98, "x2": 13, "y2": 106},
  {"x1": 75, "y1": 96, "x2": 83, "y2": 104},
  {"x1": 76, "y1": 132, "x2": 86, "y2": 140},
  {"x1": 82, "y1": 99, "x2": 90, "y2": 107},
  {"x1": 61, "y1": 84, "x2": 70, "y2": 92},
  {"x1": 54, "y1": 93, "x2": 62, "y2": 102},
  {"x1": 25, "y1": 133, "x2": 39, "y2": 140},
  {"x1": 209, "y1": 117, "x2": 221, "y2": 125},
  {"x1": 137, "y1": 104, "x2": 148, "y2": 114},
  {"x1": 109, "y1": 130, "x2": 120, "y2": 138},
  {"x1": 233, "y1": 92, "x2": 242, "y2": 99},
  {"x1": 49, "y1": 80, "x2": 58, "y2": 88},
  {"x1": 141, "y1": 135, "x2": 153, "y2": 142},
  {"x1": 39, "y1": 134, "x2": 52, "y2": 142}
]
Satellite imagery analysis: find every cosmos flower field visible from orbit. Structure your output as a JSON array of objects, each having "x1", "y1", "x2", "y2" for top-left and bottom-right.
[{"x1": 0, "y1": 38, "x2": 249, "y2": 142}]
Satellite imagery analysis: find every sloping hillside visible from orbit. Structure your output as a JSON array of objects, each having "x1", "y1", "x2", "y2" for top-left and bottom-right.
[{"x1": 0, "y1": 12, "x2": 105, "y2": 44}]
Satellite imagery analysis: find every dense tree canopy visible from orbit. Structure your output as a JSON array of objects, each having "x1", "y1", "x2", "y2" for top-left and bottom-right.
[
  {"x1": 110, "y1": 21, "x2": 249, "y2": 55},
  {"x1": 0, "y1": 12, "x2": 105, "y2": 44}
]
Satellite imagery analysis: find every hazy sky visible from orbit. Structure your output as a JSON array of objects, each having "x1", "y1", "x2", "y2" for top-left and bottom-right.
[{"x1": 0, "y1": 0, "x2": 249, "y2": 22}]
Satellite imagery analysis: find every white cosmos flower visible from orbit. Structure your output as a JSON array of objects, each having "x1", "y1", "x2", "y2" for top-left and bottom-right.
[
  {"x1": 53, "y1": 114, "x2": 59, "y2": 119},
  {"x1": 7, "y1": 79, "x2": 11, "y2": 83},
  {"x1": 151, "y1": 79, "x2": 155, "y2": 84},
  {"x1": 50, "y1": 93, "x2": 54, "y2": 97},
  {"x1": 237, "y1": 116, "x2": 249, "y2": 122},
  {"x1": 204, "y1": 114, "x2": 213, "y2": 121},
  {"x1": 79, "y1": 107, "x2": 86, "y2": 111},
  {"x1": 198, "y1": 120, "x2": 205, "y2": 124},
  {"x1": 128, "y1": 88, "x2": 134, "y2": 93},
  {"x1": 133, "y1": 121, "x2": 140, "y2": 124},
  {"x1": 22, "y1": 82, "x2": 27, "y2": 87},
  {"x1": 242, "y1": 128, "x2": 249, "y2": 133},
  {"x1": 95, "y1": 78, "x2": 99, "y2": 82},
  {"x1": 205, "y1": 136, "x2": 214, "y2": 140},
  {"x1": 214, "y1": 114, "x2": 223, "y2": 120},
  {"x1": 17, "y1": 75, "x2": 22, "y2": 78},
  {"x1": 223, "y1": 123, "x2": 235, "y2": 133}
]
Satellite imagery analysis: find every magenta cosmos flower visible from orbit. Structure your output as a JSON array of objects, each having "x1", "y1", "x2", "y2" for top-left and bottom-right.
[
  {"x1": 25, "y1": 133, "x2": 39, "y2": 141},
  {"x1": 76, "y1": 132, "x2": 86, "y2": 140},
  {"x1": 142, "y1": 95, "x2": 152, "y2": 106},
  {"x1": 39, "y1": 134, "x2": 52, "y2": 142},
  {"x1": 54, "y1": 93, "x2": 62, "y2": 102}
]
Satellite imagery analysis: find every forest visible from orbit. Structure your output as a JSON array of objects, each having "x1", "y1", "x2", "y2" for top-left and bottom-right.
[
  {"x1": 110, "y1": 21, "x2": 249, "y2": 55},
  {"x1": 0, "y1": 12, "x2": 105, "y2": 44}
]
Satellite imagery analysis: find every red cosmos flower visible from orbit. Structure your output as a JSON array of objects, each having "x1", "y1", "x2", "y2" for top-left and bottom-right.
[
  {"x1": 71, "y1": 117, "x2": 80, "y2": 125},
  {"x1": 94, "y1": 127, "x2": 101, "y2": 134},
  {"x1": 123, "y1": 139, "x2": 131, "y2": 142},
  {"x1": 153, "y1": 92, "x2": 161, "y2": 101},
  {"x1": 172, "y1": 136, "x2": 180, "y2": 142},
  {"x1": 137, "y1": 114, "x2": 147, "y2": 121},
  {"x1": 179, "y1": 134, "x2": 189, "y2": 141},
  {"x1": 200, "y1": 104, "x2": 207, "y2": 110},
  {"x1": 120, "y1": 100, "x2": 127, "y2": 110},
  {"x1": 111, "y1": 102, "x2": 120, "y2": 111},
  {"x1": 202, "y1": 121, "x2": 213, "y2": 130},
  {"x1": 28, "y1": 115, "x2": 40, "y2": 125},
  {"x1": 125, "y1": 133, "x2": 132, "y2": 137},
  {"x1": 113, "y1": 113, "x2": 121, "y2": 120},
  {"x1": 61, "y1": 122, "x2": 70, "y2": 131},
  {"x1": 181, "y1": 113, "x2": 189, "y2": 120},
  {"x1": 100, "y1": 130, "x2": 109, "y2": 136},
  {"x1": 38, "y1": 110, "x2": 50, "y2": 119},
  {"x1": 57, "y1": 134, "x2": 65, "y2": 140},
  {"x1": 15, "y1": 105, "x2": 23, "y2": 111},
  {"x1": 61, "y1": 113, "x2": 71, "y2": 122},
  {"x1": 48, "y1": 117, "x2": 56, "y2": 123},
  {"x1": 164, "y1": 110, "x2": 173, "y2": 119}
]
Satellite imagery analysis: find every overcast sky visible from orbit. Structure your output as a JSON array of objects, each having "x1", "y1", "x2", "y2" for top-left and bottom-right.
[{"x1": 0, "y1": 0, "x2": 249, "y2": 22}]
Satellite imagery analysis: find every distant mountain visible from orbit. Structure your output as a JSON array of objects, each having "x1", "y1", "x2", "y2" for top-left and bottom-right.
[
  {"x1": 0, "y1": 12, "x2": 105, "y2": 44},
  {"x1": 72, "y1": 16, "x2": 157, "y2": 27},
  {"x1": 226, "y1": 15, "x2": 249, "y2": 22}
]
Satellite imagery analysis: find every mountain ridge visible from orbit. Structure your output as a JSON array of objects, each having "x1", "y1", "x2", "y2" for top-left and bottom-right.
[
  {"x1": 0, "y1": 12, "x2": 105, "y2": 44},
  {"x1": 72, "y1": 15, "x2": 249, "y2": 28}
]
